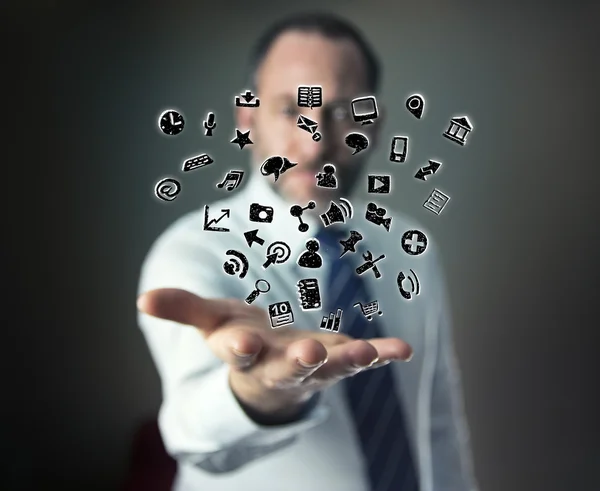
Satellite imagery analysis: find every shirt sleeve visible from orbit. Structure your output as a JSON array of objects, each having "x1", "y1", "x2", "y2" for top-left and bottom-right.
[
  {"x1": 137, "y1": 219, "x2": 330, "y2": 473},
  {"x1": 427, "y1": 241, "x2": 480, "y2": 491}
]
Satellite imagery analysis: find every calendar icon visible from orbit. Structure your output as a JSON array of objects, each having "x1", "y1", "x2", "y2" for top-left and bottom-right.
[{"x1": 268, "y1": 301, "x2": 295, "y2": 328}]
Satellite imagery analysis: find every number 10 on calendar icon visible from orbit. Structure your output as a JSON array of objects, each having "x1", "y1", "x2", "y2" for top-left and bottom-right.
[{"x1": 268, "y1": 301, "x2": 295, "y2": 328}]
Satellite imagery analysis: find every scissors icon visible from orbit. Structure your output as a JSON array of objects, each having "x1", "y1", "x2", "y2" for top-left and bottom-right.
[{"x1": 244, "y1": 279, "x2": 271, "y2": 305}]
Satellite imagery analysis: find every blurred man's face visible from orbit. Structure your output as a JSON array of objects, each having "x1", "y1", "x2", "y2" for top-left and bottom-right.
[{"x1": 236, "y1": 30, "x2": 381, "y2": 209}]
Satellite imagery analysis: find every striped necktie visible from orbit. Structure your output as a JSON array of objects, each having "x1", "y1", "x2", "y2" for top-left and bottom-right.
[{"x1": 316, "y1": 226, "x2": 420, "y2": 491}]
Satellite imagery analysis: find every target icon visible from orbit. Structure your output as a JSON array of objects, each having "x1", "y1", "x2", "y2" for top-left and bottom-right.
[{"x1": 263, "y1": 241, "x2": 292, "y2": 269}]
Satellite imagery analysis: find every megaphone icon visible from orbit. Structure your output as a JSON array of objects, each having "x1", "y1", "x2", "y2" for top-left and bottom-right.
[{"x1": 319, "y1": 198, "x2": 353, "y2": 227}]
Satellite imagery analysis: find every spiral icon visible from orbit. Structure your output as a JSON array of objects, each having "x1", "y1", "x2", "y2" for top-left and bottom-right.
[
  {"x1": 266, "y1": 241, "x2": 291, "y2": 264},
  {"x1": 155, "y1": 178, "x2": 181, "y2": 202}
]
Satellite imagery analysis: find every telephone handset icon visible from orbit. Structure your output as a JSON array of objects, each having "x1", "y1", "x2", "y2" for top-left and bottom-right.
[{"x1": 396, "y1": 269, "x2": 420, "y2": 300}]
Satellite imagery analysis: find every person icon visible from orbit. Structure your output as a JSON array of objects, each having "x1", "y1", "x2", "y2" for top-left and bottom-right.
[
  {"x1": 315, "y1": 164, "x2": 337, "y2": 189},
  {"x1": 297, "y1": 239, "x2": 323, "y2": 268}
]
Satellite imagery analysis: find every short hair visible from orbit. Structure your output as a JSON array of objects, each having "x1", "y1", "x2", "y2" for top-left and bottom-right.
[{"x1": 245, "y1": 11, "x2": 381, "y2": 93}]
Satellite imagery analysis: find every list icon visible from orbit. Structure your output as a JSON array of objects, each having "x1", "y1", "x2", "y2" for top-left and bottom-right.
[{"x1": 423, "y1": 189, "x2": 450, "y2": 215}]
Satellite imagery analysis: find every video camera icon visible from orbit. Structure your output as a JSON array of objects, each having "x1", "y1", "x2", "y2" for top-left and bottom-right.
[{"x1": 365, "y1": 202, "x2": 392, "y2": 231}]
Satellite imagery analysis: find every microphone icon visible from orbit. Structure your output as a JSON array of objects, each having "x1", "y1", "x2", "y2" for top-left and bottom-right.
[{"x1": 203, "y1": 112, "x2": 216, "y2": 136}]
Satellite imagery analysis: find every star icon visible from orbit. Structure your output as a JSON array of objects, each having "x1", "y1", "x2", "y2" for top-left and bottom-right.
[{"x1": 230, "y1": 129, "x2": 253, "y2": 150}]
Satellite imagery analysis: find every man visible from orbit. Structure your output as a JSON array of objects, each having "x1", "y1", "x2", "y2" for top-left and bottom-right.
[{"x1": 137, "y1": 12, "x2": 478, "y2": 491}]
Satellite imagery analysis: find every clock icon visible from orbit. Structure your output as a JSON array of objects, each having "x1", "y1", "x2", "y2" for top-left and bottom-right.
[{"x1": 158, "y1": 109, "x2": 185, "y2": 136}]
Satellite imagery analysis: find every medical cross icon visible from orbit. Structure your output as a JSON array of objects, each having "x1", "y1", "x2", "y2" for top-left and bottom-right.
[{"x1": 401, "y1": 230, "x2": 428, "y2": 256}]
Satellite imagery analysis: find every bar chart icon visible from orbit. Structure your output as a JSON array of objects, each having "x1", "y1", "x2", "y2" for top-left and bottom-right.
[{"x1": 320, "y1": 309, "x2": 343, "y2": 332}]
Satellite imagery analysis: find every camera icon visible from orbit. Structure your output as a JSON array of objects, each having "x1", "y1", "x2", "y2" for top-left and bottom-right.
[{"x1": 249, "y1": 203, "x2": 274, "y2": 223}]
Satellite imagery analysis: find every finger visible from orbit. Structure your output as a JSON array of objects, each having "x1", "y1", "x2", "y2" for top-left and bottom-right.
[
  {"x1": 367, "y1": 338, "x2": 413, "y2": 361},
  {"x1": 137, "y1": 288, "x2": 238, "y2": 334},
  {"x1": 261, "y1": 338, "x2": 328, "y2": 389},
  {"x1": 312, "y1": 339, "x2": 379, "y2": 380},
  {"x1": 206, "y1": 326, "x2": 265, "y2": 370}
]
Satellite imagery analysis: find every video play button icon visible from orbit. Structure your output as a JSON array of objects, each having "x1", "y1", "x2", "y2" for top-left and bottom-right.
[{"x1": 367, "y1": 174, "x2": 390, "y2": 194}]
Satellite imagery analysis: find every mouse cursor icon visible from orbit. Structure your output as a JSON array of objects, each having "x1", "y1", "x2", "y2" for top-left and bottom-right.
[{"x1": 244, "y1": 229, "x2": 265, "y2": 247}]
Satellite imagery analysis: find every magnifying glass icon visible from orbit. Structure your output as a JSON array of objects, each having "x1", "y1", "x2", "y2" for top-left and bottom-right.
[{"x1": 244, "y1": 279, "x2": 271, "y2": 305}]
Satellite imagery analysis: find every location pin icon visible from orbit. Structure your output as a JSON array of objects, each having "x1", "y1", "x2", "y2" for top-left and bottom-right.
[{"x1": 406, "y1": 94, "x2": 424, "y2": 119}]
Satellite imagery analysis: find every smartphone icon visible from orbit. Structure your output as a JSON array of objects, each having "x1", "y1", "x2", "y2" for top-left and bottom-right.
[{"x1": 390, "y1": 136, "x2": 408, "y2": 163}]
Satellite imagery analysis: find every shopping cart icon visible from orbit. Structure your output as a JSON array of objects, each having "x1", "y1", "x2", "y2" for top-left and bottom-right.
[{"x1": 353, "y1": 300, "x2": 383, "y2": 321}]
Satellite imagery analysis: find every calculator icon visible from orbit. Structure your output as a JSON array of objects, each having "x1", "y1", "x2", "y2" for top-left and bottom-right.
[{"x1": 268, "y1": 301, "x2": 294, "y2": 328}]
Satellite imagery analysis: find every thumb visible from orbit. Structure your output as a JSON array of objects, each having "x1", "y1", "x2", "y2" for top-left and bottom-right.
[{"x1": 137, "y1": 288, "x2": 234, "y2": 334}]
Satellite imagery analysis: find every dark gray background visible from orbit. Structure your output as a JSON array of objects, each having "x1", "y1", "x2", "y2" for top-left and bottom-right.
[{"x1": 4, "y1": 0, "x2": 600, "y2": 489}]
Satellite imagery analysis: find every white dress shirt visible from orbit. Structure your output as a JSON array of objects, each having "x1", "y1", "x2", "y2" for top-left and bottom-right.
[{"x1": 137, "y1": 169, "x2": 479, "y2": 491}]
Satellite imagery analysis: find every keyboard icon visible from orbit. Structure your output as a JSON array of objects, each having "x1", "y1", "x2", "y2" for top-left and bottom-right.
[{"x1": 183, "y1": 153, "x2": 214, "y2": 172}]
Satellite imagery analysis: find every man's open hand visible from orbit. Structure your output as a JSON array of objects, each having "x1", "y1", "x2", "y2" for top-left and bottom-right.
[{"x1": 137, "y1": 288, "x2": 413, "y2": 424}]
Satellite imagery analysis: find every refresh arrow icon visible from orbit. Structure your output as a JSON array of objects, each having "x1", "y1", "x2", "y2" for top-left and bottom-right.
[{"x1": 414, "y1": 160, "x2": 442, "y2": 181}]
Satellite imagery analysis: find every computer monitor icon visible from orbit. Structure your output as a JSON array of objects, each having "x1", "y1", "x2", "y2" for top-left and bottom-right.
[{"x1": 351, "y1": 96, "x2": 378, "y2": 125}]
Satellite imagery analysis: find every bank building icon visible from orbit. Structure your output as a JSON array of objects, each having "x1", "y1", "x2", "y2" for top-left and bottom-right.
[{"x1": 443, "y1": 116, "x2": 473, "y2": 146}]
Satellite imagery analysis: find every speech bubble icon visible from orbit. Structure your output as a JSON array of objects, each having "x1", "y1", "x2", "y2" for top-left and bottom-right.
[
  {"x1": 260, "y1": 156, "x2": 298, "y2": 182},
  {"x1": 345, "y1": 132, "x2": 369, "y2": 155}
]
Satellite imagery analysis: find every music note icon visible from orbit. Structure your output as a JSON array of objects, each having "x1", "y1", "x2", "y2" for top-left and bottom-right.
[{"x1": 216, "y1": 170, "x2": 244, "y2": 191}]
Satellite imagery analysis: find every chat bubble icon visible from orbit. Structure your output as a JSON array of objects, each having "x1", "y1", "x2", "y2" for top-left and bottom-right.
[
  {"x1": 345, "y1": 132, "x2": 369, "y2": 155},
  {"x1": 260, "y1": 156, "x2": 298, "y2": 182}
]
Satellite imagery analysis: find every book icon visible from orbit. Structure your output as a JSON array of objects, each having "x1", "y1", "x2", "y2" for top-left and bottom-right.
[
  {"x1": 297, "y1": 85, "x2": 322, "y2": 109},
  {"x1": 320, "y1": 309, "x2": 343, "y2": 332}
]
